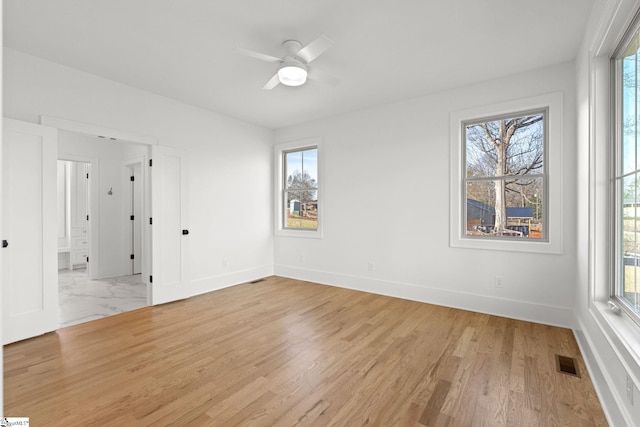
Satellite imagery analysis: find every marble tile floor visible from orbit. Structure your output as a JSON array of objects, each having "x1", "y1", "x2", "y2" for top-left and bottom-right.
[{"x1": 58, "y1": 268, "x2": 147, "y2": 328}]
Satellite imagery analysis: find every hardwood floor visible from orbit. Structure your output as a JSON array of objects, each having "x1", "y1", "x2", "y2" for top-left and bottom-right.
[{"x1": 4, "y1": 276, "x2": 607, "y2": 426}]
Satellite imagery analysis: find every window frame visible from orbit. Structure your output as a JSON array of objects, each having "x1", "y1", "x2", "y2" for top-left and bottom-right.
[
  {"x1": 462, "y1": 108, "x2": 549, "y2": 242},
  {"x1": 585, "y1": 0, "x2": 640, "y2": 407},
  {"x1": 274, "y1": 137, "x2": 323, "y2": 238},
  {"x1": 612, "y1": 18, "x2": 640, "y2": 326},
  {"x1": 449, "y1": 93, "x2": 563, "y2": 254}
]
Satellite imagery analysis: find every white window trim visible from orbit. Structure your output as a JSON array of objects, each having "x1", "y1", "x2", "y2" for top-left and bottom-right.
[
  {"x1": 611, "y1": 14, "x2": 640, "y2": 329},
  {"x1": 588, "y1": 2, "x2": 640, "y2": 403},
  {"x1": 274, "y1": 137, "x2": 323, "y2": 238},
  {"x1": 449, "y1": 92, "x2": 563, "y2": 254}
]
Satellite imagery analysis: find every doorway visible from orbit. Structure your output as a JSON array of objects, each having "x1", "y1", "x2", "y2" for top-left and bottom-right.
[
  {"x1": 4, "y1": 117, "x2": 190, "y2": 344},
  {"x1": 56, "y1": 131, "x2": 151, "y2": 327},
  {"x1": 56, "y1": 159, "x2": 89, "y2": 273}
]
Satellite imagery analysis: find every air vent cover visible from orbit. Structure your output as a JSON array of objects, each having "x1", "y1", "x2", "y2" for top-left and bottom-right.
[{"x1": 555, "y1": 354, "x2": 580, "y2": 377}]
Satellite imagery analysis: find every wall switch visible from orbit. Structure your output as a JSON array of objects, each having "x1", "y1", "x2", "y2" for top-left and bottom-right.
[
  {"x1": 627, "y1": 375, "x2": 634, "y2": 405},
  {"x1": 367, "y1": 261, "x2": 375, "y2": 271},
  {"x1": 495, "y1": 276, "x2": 504, "y2": 288}
]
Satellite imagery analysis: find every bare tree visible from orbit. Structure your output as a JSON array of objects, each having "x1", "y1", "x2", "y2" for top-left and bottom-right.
[
  {"x1": 286, "y1": 170, "x2": 317, "y2": 204},
  {"x1": 466, "y1": 115, "x2": 544, "y2": 234}
]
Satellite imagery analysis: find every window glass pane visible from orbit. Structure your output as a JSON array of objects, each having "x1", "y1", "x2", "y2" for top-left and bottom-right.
[
  {"x1": 623, "y1": 52, "x2": 637, "y2": 174},
  {"x1": 303, "y1": 148, "x2": 318, "y2": 184},
  {"x1": 465, "y1": 114, "x2": 544, "y2": 179},
  {"x1": 637, "y1": 51, "x2": 640, "y2": 172},
  {"x1": 464, "y1": 112, "x2": 544, "y2": 241},
  {"x1": 622, "y1": 174, "x2": 640, "y2": 310},
  {"x1": 281, "y1": 144, "x2": 319, "y2": 233},
  {"x1": 466, "y1": 121, "x2": 499, "y2": 178},
  {"x1": 285, "y1": 148, "x2": 318, "y2": 189},
  {"x1": 285, "y1": 190, "x2": 318, "y2": 230},
  {"x1": 622, "y1": 262, "x2": 639, "y2": 311},
  {"x1": 507, "y1": 115, "x2": 544, "y2": 175},
  {"x1": 465, "y1": 178, "x2": 543, "y2": 239},
  {"x1": 285, "y1": 151, "x2": 302, "y2": 189}
]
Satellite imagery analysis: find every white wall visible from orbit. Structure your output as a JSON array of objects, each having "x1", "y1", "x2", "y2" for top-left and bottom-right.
[
  {"x1": 575, "y1": 0, "x2": 640, "y2": 425},
  {"x1": 4, "y1": 48, "x2": 274, "y2": 296},
  {"x1": 275, "y1": 61, "x2": 578, "y2": 327}
]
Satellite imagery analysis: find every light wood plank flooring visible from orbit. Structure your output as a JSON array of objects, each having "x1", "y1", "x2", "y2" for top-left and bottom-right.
[{"x1": 4, "y1": 276, "x2": 607, "y2": 426}]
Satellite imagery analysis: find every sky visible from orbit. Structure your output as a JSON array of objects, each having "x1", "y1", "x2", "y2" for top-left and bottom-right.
[{"x1": 285, "y1": 147, "x2": 318, "y2": 185}]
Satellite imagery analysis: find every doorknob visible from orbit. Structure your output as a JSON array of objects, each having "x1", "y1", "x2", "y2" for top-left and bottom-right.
[
  {"x1": 2, "y1": 240, "x2": 8, "y2": 248},
  {"x1": 182, "y1": 230, "x2": 189, "y2": 235}
]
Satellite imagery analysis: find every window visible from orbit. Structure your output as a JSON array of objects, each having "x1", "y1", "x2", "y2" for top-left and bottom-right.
[
  {"x1": 614, "y1": 23, "x2": 640, "y2": 322},
  {"x1": 463, "y1": 110, "x2": 547, "y2": 240},
  {"x1": 449, "y1": 93, "x2": 562, "y2": 254},
  {"x1": 284, "y1": 147, "x2": 318, "y2": 229},
  {"x1": 275, "y1": 138, "x2": 322, "y2": 237}
]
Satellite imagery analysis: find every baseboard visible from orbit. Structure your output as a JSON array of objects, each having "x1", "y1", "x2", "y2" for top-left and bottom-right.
[
  {"x1": 190, "y1": 264, "x2": 274, "y2": 297},
  {"x1": 274, "y1": 264, "x2": 574, "y2": 328},
  {"x1": 574, "y1": 317, "x2": 631, "y2": 427}
]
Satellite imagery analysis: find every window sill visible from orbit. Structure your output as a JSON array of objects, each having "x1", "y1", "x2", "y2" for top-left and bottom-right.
[
  {"x1": 275, "y1": 228, "x2": 323, "y2": 239},
  {"x1": 450, "y1": 235, "x2": 561, "y2": 254},
  {"x1": 592, "y1": 300, "x2": 640, "y2": 386}
]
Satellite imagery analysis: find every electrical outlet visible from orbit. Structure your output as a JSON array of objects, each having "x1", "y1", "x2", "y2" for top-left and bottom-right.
[
  {"x1": 495, "y1": 276, "x2": 504, "y2": 288},
  {"x1": 627, "y1": 375, "x2": 634, "y2": 405},
  {"x1": 367, "y1": 261, "x2": 375, "y2": 271},
  {"x1": 222, "y1": 258, "x2": 229, "y2": 268}
]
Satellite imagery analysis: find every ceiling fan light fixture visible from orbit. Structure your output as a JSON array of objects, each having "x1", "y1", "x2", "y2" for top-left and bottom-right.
[{"x1": 278, "y1": 63, "x2": 308, "y2": 87}]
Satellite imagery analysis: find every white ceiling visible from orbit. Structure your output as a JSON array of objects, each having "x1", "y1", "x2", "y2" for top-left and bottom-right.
[{"x1": 4, "y1": 0, "x2": 594, "y2": 129}]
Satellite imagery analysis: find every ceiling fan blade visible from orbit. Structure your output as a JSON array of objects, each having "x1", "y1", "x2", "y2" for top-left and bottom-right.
[
  {"x1": 235, "y1": 47, "x2": 281, "y2": 63},
  {"x1": 308, "y1": 68, "x2": 340, "y2": 86},
  {"x1": 296, "y1": 35, "x2": 333, "y2": 63},
  {"x1": 262, "y1": 73, "x2": 280, "y2": 90}
]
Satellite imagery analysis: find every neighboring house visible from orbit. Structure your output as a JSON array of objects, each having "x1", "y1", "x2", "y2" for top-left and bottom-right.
[
  {"x1": 289, "y1": 200, "x2": 317, "y2": 216},
  {"x1": 466, "y1": 199, "x2": 534, "y2": 234},
  {"x1": 466, "y1": 199, "x2": 494, "y2": 227}
]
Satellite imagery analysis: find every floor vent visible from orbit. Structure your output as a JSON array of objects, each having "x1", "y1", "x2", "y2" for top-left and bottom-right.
[
  {"x1": 249, "y1": 278, "x2": 265, "y2": 284},
  {"x1": 555, "y1": 355, "x2": 580, "y2": 377}
]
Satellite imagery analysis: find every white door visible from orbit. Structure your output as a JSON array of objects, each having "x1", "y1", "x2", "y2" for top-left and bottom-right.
[
  {"x1": 2, "y1": 118, "x2": 58, "y2": 344},
  {"x1": 150, "y1": 146, "x2": 189, "y2": 304}
]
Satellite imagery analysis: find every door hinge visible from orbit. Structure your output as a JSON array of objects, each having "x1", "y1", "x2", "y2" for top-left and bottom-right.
[
  {"x1": 149, "y1": 275, "x2": 153, "y2": 283},
  {"x1": 2, "y1": 240, "x2": 8, "y2": 248},
  {"x1": 86, "y1": 257, "x2": 89, "y2": 263},
  {"x1": 130, "y1": 215, "x2": 135, "y2": 221},
  {"x1": 130, "y1": 254, "x2": 135, "y2": 260},
  {"x1": 86, "y1": 173, "x2": 89, "y2": 179},
  {"x1": 149, "y1": 159, "x2": 153, "y2": 167},
  {"x1": 86, "y1": 215, "x2": 89, "y2": 221},
  {"x1": 130, "y1": 176, "x2": 135, "y2": 181},
  {"x1": 149, "y1": 217, "x2": 153, "y2": 225}
]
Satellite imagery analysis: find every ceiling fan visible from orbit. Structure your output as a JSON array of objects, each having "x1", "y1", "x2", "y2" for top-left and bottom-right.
[{"x1": 235, "y1": 35, "x2": 335, "y2": 90}]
